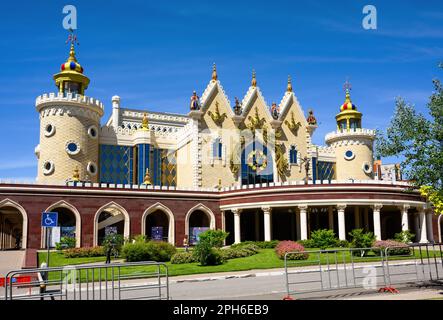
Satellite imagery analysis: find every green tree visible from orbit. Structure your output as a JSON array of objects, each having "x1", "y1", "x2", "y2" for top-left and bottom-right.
[{"x1": 376, "y1": 66, "x2": 443, "y2": 214}]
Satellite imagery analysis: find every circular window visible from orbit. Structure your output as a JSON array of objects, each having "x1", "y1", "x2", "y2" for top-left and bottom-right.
[
  {"x1": 362, "y1": 162, "x2": 373, "y2": 174},
  {"x1": 42, "y1": 160, "x2": 54, "y2": 175},
  {"x1": 87, "y1": 162, "x2": 98, "y2": 176},
  {"x1": 344, "y1": 150, "x2": 355, "y2": 160},
  {"x1": 44, "y1": 123, "x2": 56, "y2": 137},
  {"x1": 65, "y1": 141, "x2": 80, "y2": 155},
  {"x1": 88, "y1": 125, "x2": 98, "y2": 139}
]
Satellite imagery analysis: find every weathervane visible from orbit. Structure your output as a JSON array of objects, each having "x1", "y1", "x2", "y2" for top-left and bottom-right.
[
  {"x1": 66, "y1": 28, "x2": 79, "y2": 46},
  {"x1": 343, "y1": 77, "x2": 352, "y2": 92}
]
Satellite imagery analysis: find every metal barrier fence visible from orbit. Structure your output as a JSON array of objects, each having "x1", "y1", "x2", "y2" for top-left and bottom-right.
[
  {"x1": 3, "y1": 261, "x2": 169, "y2": 300},
  {"x1": 385, "y1": 243, "x2": 443, "y2": 287},
  {"x1": 284, "y1": 243, "x2": 443, "y2": 299}
]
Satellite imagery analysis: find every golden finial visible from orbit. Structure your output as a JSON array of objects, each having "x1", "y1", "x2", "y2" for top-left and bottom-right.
[
  {"x1": 72, "y1": 166, "x2": 80, "y2": 182},
  {"x1": 343, "y1": 79, "x2": 352, "y2": 102},
  {"x1": 140, "y1": 113, "x2": 149, "y2": 131},
  {"x1": 218, "y1": 178, "x2": 222, "y2": 191},
  {"x1": 212, "y1": 63, "x2": 218, "y2": 81},
  {"x1": 287, "y1": 75, "x2": 293, "y2": 92},
  {"x1": 143, "y1": 168, "x2": 152, "y2": 185},
  {"x1": 67, "y1": 43, "x2": 77, "y2": 62},
  {"x1": 251, "y1": 69, "x2": 257, "y2": 87}
]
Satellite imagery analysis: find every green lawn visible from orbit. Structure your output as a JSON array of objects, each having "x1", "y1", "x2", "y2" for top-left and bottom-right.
[{"x1": 37, "y1": 247, "x2": 438, "y2": 282}]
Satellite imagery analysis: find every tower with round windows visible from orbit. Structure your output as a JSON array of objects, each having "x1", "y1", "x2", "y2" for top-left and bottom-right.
[
  {"x1": 325, "y1": 87, "x2": 375, "y2": 180},
  {"x1": 35, "y1": 40, "x2": 103, "y2": 183}
]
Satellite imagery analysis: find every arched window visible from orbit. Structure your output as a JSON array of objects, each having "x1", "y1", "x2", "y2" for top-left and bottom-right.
[
  {"x1": 212, "y1": 137, "x2": 222, "y2": 159},
  {"x1": 289, "y1": 145, "x2": 298, "y2": 165}
]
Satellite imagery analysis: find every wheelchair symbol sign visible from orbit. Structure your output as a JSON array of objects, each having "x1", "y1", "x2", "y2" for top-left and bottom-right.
[{"x1": 41, "y1": 212, "x2": 58, "y2": 227}]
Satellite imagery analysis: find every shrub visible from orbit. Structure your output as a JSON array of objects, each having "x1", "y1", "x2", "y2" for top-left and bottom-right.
[
  {"x1": 122, "y1": 241, "x2": 176, "y2": 262},
  {"x1": 336, "y1": 240, "x2": 349, "y2": 248},
  {"x1": 63, "y1": 246, "x2": 105, "y2": 258},
  {"x1": 310, "y1": 229, "x2": 339, "y2": 249},
  {"x1": 146, "y1": 241, "x2": 177, "y2": 262},
  {"x1": 372, "y1": 240, "x2": 411, "y2": 256},
  {"x1": 198, "y1": 230, "x2": 229, "y2": 248},
  {"x1": 275, "y1": 241, "x2": 309, "y2": 260},
  {"x1": 193, "y1": 229, "x2": 228, "y2": 266},
  {"x1": 55, "y1": 237, "x2": 76, "y2": 250},
  {"x1": 394, "y1": 230, "x2": 415, "y2": 243},
  {"x1": 131, "y1": 234, "x2": 148, "y2": 243},
  {"x1": 221, "y1": 244, "x2": 259, "y2": 260},
  {"x1": 121, "y1": 242, "x2": 151, "y2": 262},
  {"x1": 348, "y1": 229, "x2": 375, "y2": 256},
  {"x1": 296, "y1": 239, "x2": 315, "y2": 248},
  {"x1": 171, "y1": 252, "x2": 198, "y2": 264},
  {"x1": 230, "y1": 240, "x2": 278, "y2": 249},
  {"x1": 102, "y1": 234, "x2": 125, "y2": 257}
]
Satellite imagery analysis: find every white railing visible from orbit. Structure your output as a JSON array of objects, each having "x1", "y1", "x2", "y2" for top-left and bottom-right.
[{"x1": 0, "y1": 178, "x2": 412, "y2": 192}]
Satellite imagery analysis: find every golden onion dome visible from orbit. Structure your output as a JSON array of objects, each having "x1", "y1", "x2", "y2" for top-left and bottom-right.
[{"x1": 340, "y1": 89, "x2": 357, "y2": 112}]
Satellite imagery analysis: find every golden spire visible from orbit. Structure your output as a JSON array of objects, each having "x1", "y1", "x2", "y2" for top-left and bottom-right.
[
  {"x1": 345, "y1": 88, "x2": 351, "y2": 102},
  {"x1": 140, "y1": 113, "x2": 149, "y2": 131},
  {"x1": 67, "y1": 43, "x2": 77, "y2": 63},
  {"x1": 218, "y1": 178, "x2": 222, "y2": 191},
  {"x1": 143, "y1": 168, "x2": 152, "y2": 185},
  {"x1": 251, "y1": 69, "x2": 257, "y2": 87},
  {"x1": 72, "y1": 166, "x2": 80, "y2": 182},
  {"x1": 287, "y1": 75, "x2": 293, "y2": 92},
  {"x1": 212, "y1": 63, "x2": 217, "y2": 81}
]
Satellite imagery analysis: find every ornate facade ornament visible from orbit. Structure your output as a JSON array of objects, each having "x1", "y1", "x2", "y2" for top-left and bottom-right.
[
  {"x1": 251, "y1": 69, "x2": 257, "y2": 87},
  {"x1": 307, "y1": 109, "x2": 317, "y2": 125},
  {"x1": 229, "y1": 151, "x2": 240, "y2": 176},
  {"x1": 212, "y1": 63, "x2": 217, "y2": 81},
  {"x1": 190, "y1": 91, "x2": 201, "y2": 110},
  {"x1": 247, "y1": 107, "x2": 266, "y2": 131},
  {"x1": 140, "y1": 113, "x2": 149, "y2": 131},
  {"x1": 247, "y1": 150, "x2": 268, "y2": 172},
  {"x1": 143, "y1": 168, "x2": 152, "y2": 185},
  {"x1": 72, "y1": 166, "x2": 80, "y2": 182},
  {"x1": 285, "y1": 111, "x2": 302, "y2": 135},
  {"x1": 287, "y1": 75, "x2": 293, "y2": 92},
  {"x1": 207, "y1": 102, "x2": 227, "y2": 126},
  {"x1": 275, "y1": 143, "x2": 289, "y2": 179},
  {"x1": 233, "y1": 97, "x2": 242, "y2": 115},
  {"x1": 271, "y1": 102, "x2": 279, "y2": 119}
]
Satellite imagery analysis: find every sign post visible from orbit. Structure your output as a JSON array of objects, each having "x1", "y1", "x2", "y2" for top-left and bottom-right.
[{"x1": 41, "y1": 212, "x2": 58, "y2": 267}]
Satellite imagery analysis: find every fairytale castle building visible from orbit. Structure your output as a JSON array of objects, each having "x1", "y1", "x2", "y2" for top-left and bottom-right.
[{"x1": 0, "y1": 42, "x2": 440, "y2": 251}]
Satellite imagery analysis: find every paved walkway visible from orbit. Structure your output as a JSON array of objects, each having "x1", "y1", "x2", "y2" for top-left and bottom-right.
[{"x1": 0, "y1": 250, "x2": 25, "y2": 276}]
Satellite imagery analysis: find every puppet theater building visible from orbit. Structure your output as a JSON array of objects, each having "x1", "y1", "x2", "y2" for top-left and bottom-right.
[{"x1": 0, "y1": 43, "x2": 440, "y2": 251}]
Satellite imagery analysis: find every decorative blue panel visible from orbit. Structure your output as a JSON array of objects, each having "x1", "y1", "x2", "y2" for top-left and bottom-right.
[{"x1": 100, "y1": 144, "x2": 133, "y2": 184}]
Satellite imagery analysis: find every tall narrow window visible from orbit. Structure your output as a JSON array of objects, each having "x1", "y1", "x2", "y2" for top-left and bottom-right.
[
  {"x1": 289, "y1": 145, "x2": 298, "y2": 164},
  {"x1": 213, "y1": 138, "x2": 222, "y2": 159}
]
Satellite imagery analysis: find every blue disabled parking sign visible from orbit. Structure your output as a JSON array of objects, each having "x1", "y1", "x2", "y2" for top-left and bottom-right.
[{"x1": 41, "y1": 212, "x2": 58, "y2": 227}]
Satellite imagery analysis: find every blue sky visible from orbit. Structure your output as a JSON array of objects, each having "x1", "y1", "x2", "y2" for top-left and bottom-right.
[{"x1": 0, "y1": 0, "x2": 442, "y2": 180}]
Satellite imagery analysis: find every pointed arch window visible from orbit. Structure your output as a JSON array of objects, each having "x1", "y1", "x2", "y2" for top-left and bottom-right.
[
  {"x1": 289, "y1": 145, "x2": 298, "y2": 165},
  {"x1": 212, "y1": 137, "x2": 223, "y2": 159}
]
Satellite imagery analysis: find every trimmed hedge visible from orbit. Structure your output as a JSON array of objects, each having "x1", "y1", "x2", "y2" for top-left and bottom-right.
[
  {"x1": 230, "y1": 240, "x2": 279, "y2": 249},
  {"x1": 63, "y1": 247, "x2": 105, "y2": 258},
  {"x1": 122, "y1": 241, "x2": 176, "y2": 262},
  {"x1": 275, "y1": 241, "x2": 309, "y2": 260},
  {"x1": 171, "y1": 252, "x2": 198, "y2": 264},
  {"x1": 221, "y1": 244, "x2": 259, "y2": 260}
]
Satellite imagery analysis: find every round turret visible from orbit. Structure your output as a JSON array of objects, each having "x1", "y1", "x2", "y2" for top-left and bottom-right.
[
  {"x1": 326, "y1": 87, "x2": 375, "y2": 180},
  {"x1": 35, "y1": 41, "x2": 103, "y2": 184}
]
